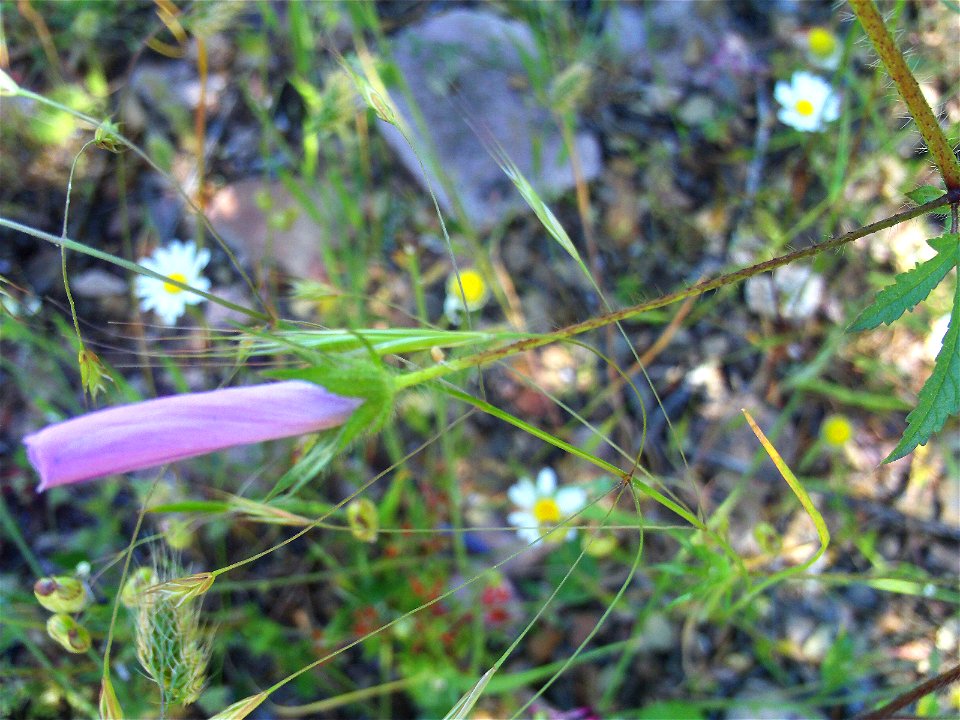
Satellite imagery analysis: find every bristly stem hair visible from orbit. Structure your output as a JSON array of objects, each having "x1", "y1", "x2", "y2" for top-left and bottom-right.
[{"x1": 849, "y1": 0, "x2": 960, "y2": 190}]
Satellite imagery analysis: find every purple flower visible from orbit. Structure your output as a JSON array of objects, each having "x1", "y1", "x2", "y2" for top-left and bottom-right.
[{"x1": 24, "y1": 381, "x2": 362, "y2": 491}]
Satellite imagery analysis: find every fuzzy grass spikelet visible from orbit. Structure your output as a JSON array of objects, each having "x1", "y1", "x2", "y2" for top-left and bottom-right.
[{"x1": 129, "y1": 562, "x2": 212, "y2": 709}]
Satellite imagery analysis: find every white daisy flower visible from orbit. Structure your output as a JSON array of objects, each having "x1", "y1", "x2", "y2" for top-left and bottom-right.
[
  {"x1": 134, "y1": 240, "x2": 211, "y2": 325},
  {"x1": 774, "y1": 71, "x2": 840, "y2": 132},
  {"x1": 444, "y1": 268, "x2": 490, "y2": 325},
  {"x1": 507, "y1": 467, "x2": 587, "y2": 544}
]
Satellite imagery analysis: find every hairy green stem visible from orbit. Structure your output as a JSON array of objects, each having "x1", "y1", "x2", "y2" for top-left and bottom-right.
[
  {"x1": 849, "y1": 0, "x2": 960, "y2": 190},
  {"x1": 396, "y1": 194, "x2": 950, "y2": 390}
]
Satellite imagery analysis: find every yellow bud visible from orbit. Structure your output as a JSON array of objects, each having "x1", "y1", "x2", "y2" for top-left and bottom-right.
[
  {"x1": 582, "y1": 529, "x2": 618, "y2": 558},
  {"x1": 446, "y1": 269, "x2": 489, "y2": 310},
  {"x1": 347, "y1": 498, "x2": 379, "y2": 543},
  {"x1": 808, "y1": 27, "x2": 838, "y2": 59},
  {"x1": 34, "y1": 576, "x2": 91, "y2": 614},
  {"x1": 46, "y1": 613, "x2": 91, "y2": 653},
  {"x1": 821, "y1": 414, "x2": 853, "y2": 448}
]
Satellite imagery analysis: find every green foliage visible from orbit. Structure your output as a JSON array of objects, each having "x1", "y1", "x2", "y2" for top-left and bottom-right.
[
  {"x1": 635, "y1": 700, "x2": 704, "y2": 719},
  {"x1": 263, "y1": 359, "x2": 396, "y2": 497},
  {"x1": 848, "y1": 233, "x2": 959, "y2": 461},
  {"x1": 906, "y1": 186, "x2": 952, "y2": 215},
  {"x1": 820, "y1": 630, "x2": 856, "y2": 692},
  {"x1": 847, "y1": 234, "x2": 958, "y2": 331},
  {"x1": 886, "y1": 278, "x2": 960, "y2": 461},
  {"x1": 3, "y1": 1, "x2": 959, "y2": 717}
]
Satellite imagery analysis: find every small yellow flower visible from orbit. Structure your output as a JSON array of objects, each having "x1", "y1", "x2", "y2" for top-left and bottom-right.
[
  {"x1": 444, "y1": 268, "x2": 490, "y2": 324},
  {"x1": 821, "y1": 414, "x2": 853, "y2": 448}
]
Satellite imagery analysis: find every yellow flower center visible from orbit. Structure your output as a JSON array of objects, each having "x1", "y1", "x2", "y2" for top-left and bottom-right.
[
  {"x1": 808, "y1": 28, "x2": 837, "y2": 59},
  {"x1": 533, "y1": 498, "x2": 561, "y2": 524},
  {"x1": 795, "y1": 99, "x2": 815, "y2": 117},
  {"x1": 163, "y1": 272, "x2": 188, "y2": 294},
  {"x1": 821, "y1": 415, "x2": 853, "y2": 448},
  {"x1": 448, "y1": 269, "x2": 489, "y2": 308}
]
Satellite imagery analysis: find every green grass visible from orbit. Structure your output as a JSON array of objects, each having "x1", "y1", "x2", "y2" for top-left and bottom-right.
[{"x1": 1, "y1": 1, "x2": 958, "y2": 718}]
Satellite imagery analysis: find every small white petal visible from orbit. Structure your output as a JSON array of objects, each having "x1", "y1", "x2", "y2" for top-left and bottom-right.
[
  {"x1": 516, "y1": 526, "x2": 541, "y2": 544},
  {"x1": 508, "y1": 511, "x2": 540, "y2": 543},
  {"x1": 536, "y1": 467, "x2": 557, "y2": 495},
  {"x1": 508, "y1": 510, "x2": 536, "y2": 528},
  {"x1": 555, "y1": 487, "x2": 587, "y2": 514},
  {"x1": 508, "y1": 479, "x2": 536, "y2": 509},
  {"x1": 773, "y1": 81, "x2": 794, "y2": 108}
]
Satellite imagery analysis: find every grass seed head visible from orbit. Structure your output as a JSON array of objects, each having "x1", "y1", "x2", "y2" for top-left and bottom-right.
[{"x1": 132, "y1": 559, "x2": 212, "y2": 707}]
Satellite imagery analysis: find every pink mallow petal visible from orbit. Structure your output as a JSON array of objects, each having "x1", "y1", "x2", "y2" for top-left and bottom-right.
[{"x1": 24, "y1": 381, "x2": 362, "y2": 491}]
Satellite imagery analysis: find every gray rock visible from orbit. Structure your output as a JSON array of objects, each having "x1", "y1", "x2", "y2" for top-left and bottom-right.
[
  {"x1": 605, "y1": 2, "x2": 761, "y2": 104},
  {"x1": 377, "y1": 9, "x2": 601, "y2": 230}
]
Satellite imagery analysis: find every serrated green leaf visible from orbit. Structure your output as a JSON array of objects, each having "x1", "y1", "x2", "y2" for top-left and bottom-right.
[
  {"x1": 905, "y1": 185, "x2": 949, "y2": 216},
  {"x1": 848, "y1": 234, "x2": 958, "y2": 332},
  {"x1": 885, "y1": 278, "x2": 960, "y2": 462}
]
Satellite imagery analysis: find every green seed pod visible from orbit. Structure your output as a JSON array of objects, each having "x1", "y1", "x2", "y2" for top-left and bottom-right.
[
  {"x1": 163, "y1": 517, "x2": 194, "y2": 551},
  {"x1": 46, "y1": 613, "x2": 91, "y2": 653},
  {"x1": 347, "y1": 497, "x2": 379, "y2": 543},
  {"x1": 582, "y1": 528, "x2": 618, "y2": 558},
  {"x1": 34, "y1": 576, "x2": 91, "y2": 614},
  {"x1": 93, "y1": 119, "x2": 125, "y2": 153}
]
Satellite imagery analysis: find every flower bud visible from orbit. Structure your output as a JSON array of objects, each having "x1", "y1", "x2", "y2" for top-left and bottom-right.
[
  {"x1": 821, "y1": 414, "x2": 853, "y2": 449},
  {"x1": 34, "y1": 576, "x2": 91, "y2": 614},
  {"x1": 347, "y1": 498, "x2": 379, "y2": 543},
  {"x1": 582, "y1": 528, "x2": 618, "y2": 558},
  {"x1": 46, "y1": 613, "x2": 91, "y2": 653},
  {"x1": 93, "y1": 119, "x2": 125, "y2": 154},
  {"x1": 162, "y1": 517, "x2": 194, "y2": 551}
]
